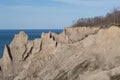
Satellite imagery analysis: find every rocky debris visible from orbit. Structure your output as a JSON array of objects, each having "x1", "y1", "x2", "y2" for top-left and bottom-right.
[{"x1": 1, "y1": 26, "x2": 120, "y2": 80}]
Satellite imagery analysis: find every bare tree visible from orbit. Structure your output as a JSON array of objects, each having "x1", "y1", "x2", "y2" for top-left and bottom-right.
[{"x1": 71, "y1": 8, "x2": 120, "y2": 27}]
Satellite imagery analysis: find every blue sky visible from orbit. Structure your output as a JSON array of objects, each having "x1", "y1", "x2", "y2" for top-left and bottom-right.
[{"x1": 0, "y1": 0, "x2": 120, "y2": 29}]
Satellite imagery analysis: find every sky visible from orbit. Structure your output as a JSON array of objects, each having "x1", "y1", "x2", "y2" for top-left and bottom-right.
[{"x1": 0, "y1": 0, "x2": 120, "y2": 29}]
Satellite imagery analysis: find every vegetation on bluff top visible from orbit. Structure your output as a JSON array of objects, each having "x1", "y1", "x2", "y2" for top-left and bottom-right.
[{"x1": 72, "y1": 9, "x2": 120, "y2": 27}]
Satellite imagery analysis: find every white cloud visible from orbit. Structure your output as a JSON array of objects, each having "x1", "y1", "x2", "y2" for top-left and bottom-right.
[
  {"x1": 53, "y1": 0, "x2": 79, "y2": 4},
  {"x1": 52, "y1": 0, "x2": 120, "y2": 7}
]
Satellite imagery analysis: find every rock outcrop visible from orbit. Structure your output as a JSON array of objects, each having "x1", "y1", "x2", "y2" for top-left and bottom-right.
[
  {"x1": 1, "y1": 45, "x2": 13, "y2": 77},
  {"x1": 0, "y1": 26, "x2": 120, "y2": 80}
]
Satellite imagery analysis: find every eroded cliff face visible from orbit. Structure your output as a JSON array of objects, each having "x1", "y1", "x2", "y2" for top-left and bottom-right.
[{"x1": 0, "y1": 26, "x2": 120, "y2": 80}]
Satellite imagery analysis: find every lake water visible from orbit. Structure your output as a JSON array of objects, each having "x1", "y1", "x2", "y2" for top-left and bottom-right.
[{"x1": 0, "y1": 29, "x2": 63, "y2": 58}]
